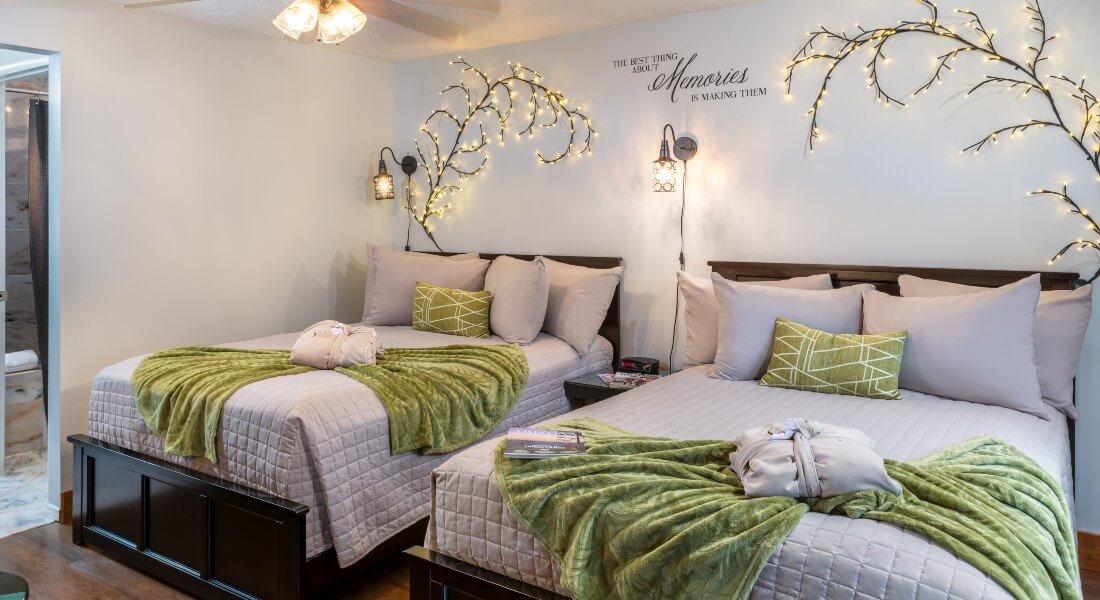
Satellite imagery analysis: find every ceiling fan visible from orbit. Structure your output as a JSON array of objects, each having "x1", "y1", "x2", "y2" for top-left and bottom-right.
[{"x1": 121, "y1": 0, "x2": 499, "y2": 43}]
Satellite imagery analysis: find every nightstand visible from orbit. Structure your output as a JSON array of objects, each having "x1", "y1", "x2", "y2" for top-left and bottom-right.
[
  {"x1": 564, "y1": 372, "x2": 667, "y2": 409},
  {"x1": 564, "y1": 374, "x2": 626, "y2": 409}
]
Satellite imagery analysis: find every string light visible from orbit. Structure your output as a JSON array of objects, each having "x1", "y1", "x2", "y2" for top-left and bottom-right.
[
  {"x1": 785, "y1": 0, "x2": 1100, "y2": 283},
  {"x1": 405, "y1": 57, "x2": 596, "y2": 249}
]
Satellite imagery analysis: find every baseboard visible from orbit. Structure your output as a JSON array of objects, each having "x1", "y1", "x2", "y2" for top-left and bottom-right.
[
  {"x1": 1081, "y1": 532, "x2": 1100, "y2": 572},
  {"x1": 57, "y1": 489, "x2": 72, "y2": 525}
]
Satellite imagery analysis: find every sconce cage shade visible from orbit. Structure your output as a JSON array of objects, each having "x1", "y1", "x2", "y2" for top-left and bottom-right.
[
  {"x1": 653, "y1": 157, "x2": 677, "y2": 193},
  {"x1": 374, "y1": 160, "x2": 395, "y2": 200}
]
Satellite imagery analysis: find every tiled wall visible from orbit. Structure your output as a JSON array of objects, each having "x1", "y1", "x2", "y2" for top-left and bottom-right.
[{"x1": 4, "y1": 92, "x2": 37, "y2": 356}]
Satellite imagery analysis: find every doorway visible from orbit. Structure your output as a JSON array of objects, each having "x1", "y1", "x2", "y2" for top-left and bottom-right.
[{"x1": 0, "y1": 47, "x2": 51, "y2": 538}]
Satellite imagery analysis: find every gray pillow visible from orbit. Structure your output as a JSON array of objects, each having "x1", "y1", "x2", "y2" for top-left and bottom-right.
[
  {"x1": 361, "y1": 245, "x2": 479, "y2": 323},
  {"x1": 542, "y1": 258, "x2": 623, "y2": 354},
  {"x1": 362, "y1": 248, "x2": 489, "y2": 326},
  {"x1": 864, "y1": 274, "x2": 1045, "y2": 418},
  {"x1": 898, "y1": 274, "x2": 1092, "y2": 419},
  {"x1": 711, "y1": 273, "x2": 870, "y2": 380},
  {"x1": 485, "y1": 256, "x2": 550, "y2": 345},
  {"x1": 678, "y1": 272, "x2": 833, "y2": 367}
]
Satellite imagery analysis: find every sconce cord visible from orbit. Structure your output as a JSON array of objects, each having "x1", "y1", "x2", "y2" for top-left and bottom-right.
[
  {"x1": 669, "y1": 160, "x2": 688, "y2": 372},
  {"x1": 380, "y1": 147, "x2": 415, "y2": 251},
  {"x1": 404, "y1": 174, "x2": 414, "y2": 251}
]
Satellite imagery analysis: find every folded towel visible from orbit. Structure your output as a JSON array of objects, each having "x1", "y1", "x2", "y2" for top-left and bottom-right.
[
  {"x1": 731, "y1": 418, "x2": 901, "y2": 498},
  {"x1": 290, "y1": 320, "x2": 381, "y2": 369},
  {"x1": 5, "y1": 349, "x2": 39, "y2": 374}
]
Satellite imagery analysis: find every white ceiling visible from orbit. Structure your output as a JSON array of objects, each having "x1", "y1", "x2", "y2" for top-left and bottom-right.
[{"x1": 110, "y1": 0, "x2": 758, "y2": 61}]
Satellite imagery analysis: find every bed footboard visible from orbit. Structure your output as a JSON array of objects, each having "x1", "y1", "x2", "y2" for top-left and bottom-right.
[
  {"x1": 69, "y1": 434, "x2": 308, "y2": 600},
  {"x1": 405, "y1": 546, "x2": 569, "y2": 600}
]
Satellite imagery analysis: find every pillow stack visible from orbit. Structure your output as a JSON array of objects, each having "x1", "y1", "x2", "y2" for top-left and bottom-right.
[
  {"x1": 709, "y1": 275, "x2": 872, "y2": 381},
  {"x1": 361, "y1": 245, "x2": 622, "y2": 353},
  {"x1": 362, "y1": 245, "x2": 489, "y2": 326},
  {"x1": 677, "y1": 272, "x2": 832, "y2": 367},
  {"x1": 691, "y1": 265, "x2": 1091, "y2": 420},
  {"x1": 896, "y1": 274, "x2": 1092, "y2": 418}
]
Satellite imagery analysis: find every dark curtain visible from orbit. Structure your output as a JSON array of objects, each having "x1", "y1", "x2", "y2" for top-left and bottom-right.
[{"x1": 27, "y1": 99, "x2": 48, "y2": 420}]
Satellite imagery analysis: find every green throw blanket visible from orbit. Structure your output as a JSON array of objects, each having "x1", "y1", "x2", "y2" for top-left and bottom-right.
[
  {"x1": 133, "y1": 344, "x2": 528, "y2": 462},
  {"x1": 496, "y1": 418, "x2": 1079, "y2": 600}
]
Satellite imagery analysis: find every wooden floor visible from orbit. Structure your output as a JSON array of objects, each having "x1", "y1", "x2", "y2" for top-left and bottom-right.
[
  {"x1": 0, "y1": 523, "x2": 406, "y2": 599},
  {"x1": 1, "y1": 522, "x2": 1098, "y2": 599}
]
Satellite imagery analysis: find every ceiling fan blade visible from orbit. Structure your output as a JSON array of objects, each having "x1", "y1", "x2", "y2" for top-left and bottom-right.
[
  {"x1": 350, "y1": 0, "x2": 467, "y2": 42},
  {"x1": 402, "y1": 0, "x2": 499, "y2": 11},
  {"x1": 122, "y1": 0, "x2": 200, "y2": 8}
]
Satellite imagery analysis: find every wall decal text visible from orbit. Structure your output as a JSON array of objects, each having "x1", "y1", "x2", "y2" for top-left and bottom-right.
[{"x1": 613, "y1": 52, "x2": 764, "y2": 104}]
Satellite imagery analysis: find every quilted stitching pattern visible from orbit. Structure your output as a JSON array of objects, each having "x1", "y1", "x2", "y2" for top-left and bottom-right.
[
  {"x1": 427, "y1": 366, "x2": 1075, "y2": 600},
  {"x1": 87, "y1": 326, "x2": 611, "y2": 566}
]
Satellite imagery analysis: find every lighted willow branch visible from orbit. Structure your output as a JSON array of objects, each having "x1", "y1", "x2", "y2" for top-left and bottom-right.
[
  {"x1": 407, "y1": 58, "x2": 596, "y2": 250},
  {"x1": 1029, "y1": 186, "x2": 1100, "y2": 264},
  {"x1": 785, "y1": 0, "x2": 1100, "y2": 283}
]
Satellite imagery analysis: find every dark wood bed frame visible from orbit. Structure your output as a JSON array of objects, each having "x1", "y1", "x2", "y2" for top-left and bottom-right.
[
  {"x1": 404, "y1": 260, "x2": 1083, "y2": 600},
  {"x1": 67, "y1": 253, "x2": 623, "y2": 600}
]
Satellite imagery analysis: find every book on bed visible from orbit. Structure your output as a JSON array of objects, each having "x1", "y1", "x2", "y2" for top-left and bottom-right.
[{"x1": 503, "y1": 428, "x2": 586, "y2": 459}]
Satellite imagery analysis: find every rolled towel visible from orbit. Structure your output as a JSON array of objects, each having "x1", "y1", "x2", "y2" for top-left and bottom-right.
[
  {"x1": 290, "y1": 321, "x2": 381, "y2": 370},
  {"x1": 5, "y1": 349, "x2": 39, "y2": 374},
  {"x1": 730, "y1": 418, "x2": 902, "y2": 498}
]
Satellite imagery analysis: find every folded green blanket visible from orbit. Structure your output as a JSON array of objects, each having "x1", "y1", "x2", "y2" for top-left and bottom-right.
[
  {"x1": 496, "y1": 418, "x2": 1079, "y2": 600},
  {"x1": 133, "y1": 344, "x2": 528, "y2": 462}
]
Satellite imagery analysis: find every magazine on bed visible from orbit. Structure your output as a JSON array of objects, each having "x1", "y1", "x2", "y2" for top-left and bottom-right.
[
  {"x1": 503, "y1": 428, "x2": 586, "y2": 459},
  {"x1": 598, "y1": 372, "x2": 661, "y2": 389}
]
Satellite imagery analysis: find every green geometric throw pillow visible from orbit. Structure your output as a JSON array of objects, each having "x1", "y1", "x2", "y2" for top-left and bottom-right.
[
  {"x1": 760, "y1": 317, "x2": 908, "y2": 400},
  {"x1": 412, "y1": 282, "x2": 493, "y2": 338}
]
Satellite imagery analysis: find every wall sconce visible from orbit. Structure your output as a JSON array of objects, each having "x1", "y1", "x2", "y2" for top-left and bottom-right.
[
  {"x1": 375, "y1": 147, "x2": 420, "y2": 250},
  {"x1": 652, "y1": 124, "x2": 698, "y2": 193},
  {"x1": 374, "y1": 147, "x2": 418, "y2": 201},
  {"x1": 653, "y1": 123, "x2": 700, "y2": 373}
]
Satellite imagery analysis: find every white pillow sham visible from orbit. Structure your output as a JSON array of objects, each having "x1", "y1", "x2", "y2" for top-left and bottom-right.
[
  {"x1": 864, "y1": 274, "x2": 1045, "y2": 418},
  {"x1": 484, "y1": 256, "x2": 550, "y2": 345},
  {"x1": 542, "y1": 258, "x2": 623, "y2": 354},
  {"x1": 898, "y1": 274, "x2": 1092, "y2": 418},
  {"x1": 362, "y1": 245, "x2": 479, "y2": 324},
  {"x1": 711, "y1": 274, "x2": 870, "y2": 381},
  {"x1": 677, "y1": 272, "x2": 833, "y2": 367}
]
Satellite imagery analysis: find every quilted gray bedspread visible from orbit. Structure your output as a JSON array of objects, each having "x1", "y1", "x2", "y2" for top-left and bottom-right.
[
  {"x1": 427, "y1": 365, "x2": 1075, "y2": 600},
  {"x1": 88, "y1": 326, "x2": 611, "y2": 567}
]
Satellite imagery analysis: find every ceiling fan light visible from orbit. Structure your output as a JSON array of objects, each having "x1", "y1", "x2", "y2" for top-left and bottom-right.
[
  {"x1": 318, "y1": 0, "x2": 367, "y2": 44},
  {"x1": 273, "y1": 0, "x2": 320, "y2": 39}
]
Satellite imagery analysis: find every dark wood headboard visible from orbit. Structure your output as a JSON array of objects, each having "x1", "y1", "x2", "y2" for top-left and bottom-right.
[
  {"x1": 708, "y1": 261, "x2": 1080, "y2": 294},
  {"x1": 429, "y1": 252, "x2": 623, "y2": 361}
]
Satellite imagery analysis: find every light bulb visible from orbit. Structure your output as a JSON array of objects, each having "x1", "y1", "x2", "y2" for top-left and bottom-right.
[
  {"x1": 316, "y1": 0, "x2": 367, "y2": 44},
  {"x1": 652, "y1": 157, "x2": 677, "y2": 193},
  {"x1": 273, "y1": 0, "x2": 320, "y2": 39}
]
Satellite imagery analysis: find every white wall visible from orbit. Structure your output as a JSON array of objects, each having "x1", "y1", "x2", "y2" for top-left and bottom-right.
[
  {"x1": 393, "y1": 0, "x2": 1100, "y2": 531},
  {"x1": 0, "y1": 0, "x2": 395, "y2": 505}
]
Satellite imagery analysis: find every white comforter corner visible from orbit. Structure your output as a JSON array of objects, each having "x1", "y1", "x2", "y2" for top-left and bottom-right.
[
  {"x1": 427, "y1": 366, "x2": 1074, "y2": 600},
  {"x1": 88, "y1": 326, "x2": 612, "y2": 567}
]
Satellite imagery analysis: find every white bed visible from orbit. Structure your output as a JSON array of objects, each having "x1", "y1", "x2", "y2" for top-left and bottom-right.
[
  {"x1": 426, "y1": 365, "x2": 1074, "y2": 600},
  {"x1": 87, "y1": 325, "x2": 613, "y2": 567}
]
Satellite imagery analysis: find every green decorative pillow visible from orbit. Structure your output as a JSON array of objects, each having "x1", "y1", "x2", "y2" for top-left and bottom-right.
[
  {"x1": 760, "y1": 317, "x2": 907, "y2": 400},
  {"x1": 413, "y1": 282, "x2": 493, "y2": 338}
]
